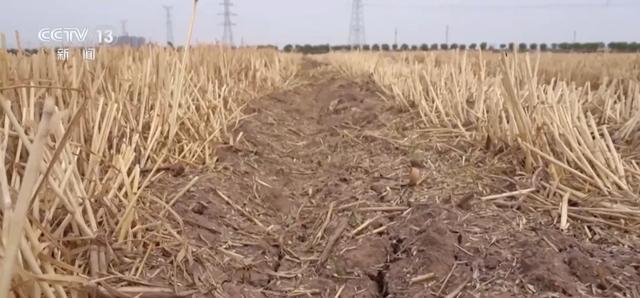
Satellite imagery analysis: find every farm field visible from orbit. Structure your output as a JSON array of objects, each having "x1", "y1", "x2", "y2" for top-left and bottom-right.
[{"x1": 0, "y1": 48, "x2": 639, "y2": 298}]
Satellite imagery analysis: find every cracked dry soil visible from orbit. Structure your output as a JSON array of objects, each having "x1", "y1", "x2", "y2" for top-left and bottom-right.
[{"x1": 151, "y1": 60, "x2": 640, "y2": 298}]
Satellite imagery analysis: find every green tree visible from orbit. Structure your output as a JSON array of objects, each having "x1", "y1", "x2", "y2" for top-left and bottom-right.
[
  {"x1": 529, "y1": 43, "x2": 538, "y2": 51},
  {"x1": 381, "y1": 44, "x2": 390, "y2": 51},
  {"x1": 400, "y1": 43, "x2": 410, "y2": 51},
  {"x1": 480, "y1": 42, "x2": 488, "y2": 50},
  {"x1": 578, "y1": 42, "x2": 600, "y2": 52},
  {"x1": 440, "y1": 43, "x2": 449, "y2": 50},
  {"x1": 392, "y1": 44, "x2": 399, "y2": 51},
  {"x1": 608, "y1": 42, "x2": 632, "y2": 52},
  {"x1": 572, "y1": 43, "x2": 581, "y2": 51},
  {"x1": 540, "y1": 43, "x2": 548, "y2": 51},
  {"x1": 431, "y1": 43, "x2": 439, "y2": 50},
  {"x1": 372, "y1": 44, "x2": 380, "y2": 51},
  {"x1": 518, "y1": 43, "x2": 528, "y2": 51},
  {"x1": 257, "y1": 45, "x2": 277, "y2": 51},
  {"x1": 420, "y1": 44, "x2": 429, "y2": 51},
  {"x1": 451, "y1": 43, "x2": 458, "y2": 50},
  {"x1": 469, "y1": 43, "x2": 477, "y2": 50},
  {"x1": 283, "y1": 44, "x2": 293, "y2": 53}
]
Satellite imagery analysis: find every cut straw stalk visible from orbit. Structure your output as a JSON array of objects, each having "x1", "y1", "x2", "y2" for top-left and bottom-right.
[
  {"x1": 409, "y1": 272, "x2": 435, "y2": 284},
  {"x1": 167, "y1": 0, "x2": 198, "y2": 145},
  {"x1": 313, "y1": 202, "x2": 335, "y2": 245},
  {"x1": 480, "y1": 188, "x2": 536, "y2": 201},
  {"x1": 0, "y1": 119, "x2": 11, "y2": 261},
  {"x1": 0, "y1": 96, "x2": 56, "y2": 297},
  {"x1": 560, "y1": 190, "x2": 570, "y2": 230},
  {"x1": 317, "y1": 218, "x2": 349, "y2": 269},
  {"x1": 0, "y1": 32, "x2": 6, "y2": 49}
]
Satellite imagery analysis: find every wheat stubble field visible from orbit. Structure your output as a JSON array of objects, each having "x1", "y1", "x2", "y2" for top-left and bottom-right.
[{"x1": 0, "y1": 45, "x2": 639, "y2": 298}]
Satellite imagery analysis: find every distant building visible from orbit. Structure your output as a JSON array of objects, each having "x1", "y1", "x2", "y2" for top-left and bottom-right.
[{"x1": 113, "y1": 35, "x2": 146, "y2": 47}]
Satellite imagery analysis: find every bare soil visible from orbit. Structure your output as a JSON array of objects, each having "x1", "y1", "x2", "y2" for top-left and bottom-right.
[{"x1": 149, "y1": 60, "x2": 640, "y2": 298}]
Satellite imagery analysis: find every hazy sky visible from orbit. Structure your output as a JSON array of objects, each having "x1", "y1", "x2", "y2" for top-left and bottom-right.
[{"x1": 1, "y1": 0, "x2": 639, "y2": 48}]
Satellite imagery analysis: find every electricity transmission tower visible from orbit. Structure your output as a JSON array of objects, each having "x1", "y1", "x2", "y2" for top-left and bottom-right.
[
  {"x1": 445, "y1": 25, "x2": 449, "y2": 44},
  {"x1": 348, "y1": 0, "x2": 366, "y2": 48},
  {"x1": 121, "y1": 20, "x2": 128, "y2": 36},
  {"x1": 163, "y1": 5, "x2": 174, "y2": 45},
  {"x1": 394, "y1": 27, "x2": 398, "y2": 45},
  {"x1": 220, "y1": 0, "x2": 236, "y2": 46}
]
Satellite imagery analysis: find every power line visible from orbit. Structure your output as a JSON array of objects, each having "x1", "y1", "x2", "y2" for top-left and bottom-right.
[
  {"x1": 220, "y1": 0, "x2": 236, "y2": 46},
  {"x1": 348, "y1": 0, "x2": 366, "y2": 47},
  {"x1": 366, "y1": 0, "x2": 638, "y2": 10},
  {"x1": 163, "y1": 5, "x2": 174, "y2": 45}
]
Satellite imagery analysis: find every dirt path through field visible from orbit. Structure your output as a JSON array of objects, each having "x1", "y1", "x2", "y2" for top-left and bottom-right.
[{"x1": 151, "y1": 59, "x2": 639, "y2": 298}]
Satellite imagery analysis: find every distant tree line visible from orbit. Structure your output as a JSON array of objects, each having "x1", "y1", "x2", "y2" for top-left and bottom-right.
[
  {"x1": 3, "y1": 41, "x2": 639, "y2": 55},
  {"x1": 280, "y1": 42, "x2": 640, "y2": 54}
]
